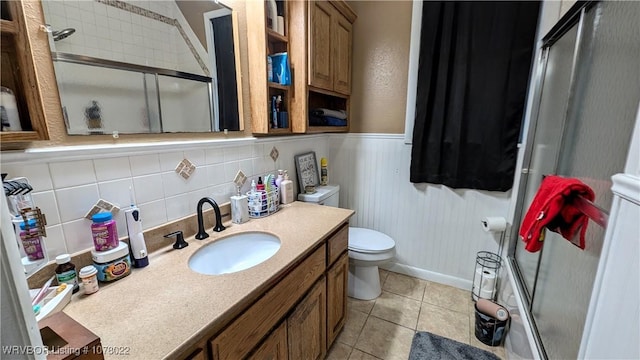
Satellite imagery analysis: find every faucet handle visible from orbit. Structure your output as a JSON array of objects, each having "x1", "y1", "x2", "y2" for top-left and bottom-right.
[{"x1": 164, "y1": 231, "x2": 188, "y2": 249}]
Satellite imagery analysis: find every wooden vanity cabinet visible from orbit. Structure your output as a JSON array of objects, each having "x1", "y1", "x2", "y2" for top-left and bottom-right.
[
  {"x1": 203, "y1": 222, "x2": 349, "y2": 360},
  {"x1": 326, "y1": 253, "x2": 348, "y2": 345},
  {"x1": 288, "y1": 277, "x2": 327, "y2": 360},
  {"x1": 249, "y1": 321, "x2": 288, "y2": 360},
  {"x1": 0, "y1": 0, "x2": 49, "y2": 146}
]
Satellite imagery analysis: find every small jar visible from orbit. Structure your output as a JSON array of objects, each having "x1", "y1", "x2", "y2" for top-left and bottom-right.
[
  {"x1": 79, "y1": 265, "x2": 99, "y2": 295},
  {"x1": 91, "y1": 212, "x2": 119, "y2": 251},
  {"x1": 19, "y1": 219, "x2": 44, "y2": 261},
  {"x1": 55, "y1": 254, "x2": 79, "y2": 293}
]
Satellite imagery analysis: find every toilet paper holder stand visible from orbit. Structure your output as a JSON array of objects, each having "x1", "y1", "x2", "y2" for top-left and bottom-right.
[{"x1": 472, "y1": 251, "x2": 502, "y2": 301}]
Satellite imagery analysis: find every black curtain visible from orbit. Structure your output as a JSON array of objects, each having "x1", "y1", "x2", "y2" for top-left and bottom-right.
[
  {"x1": 410, "y1": 1, "x2": 540, "y2": 191},
  {"x1": 211, "y1": 15, "x2": 240, "y2": 131}
]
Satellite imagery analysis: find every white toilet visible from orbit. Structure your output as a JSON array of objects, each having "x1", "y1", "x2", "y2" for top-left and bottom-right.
[{"x1": 298, "y1": 185, "x2": 396, "y2": 300}]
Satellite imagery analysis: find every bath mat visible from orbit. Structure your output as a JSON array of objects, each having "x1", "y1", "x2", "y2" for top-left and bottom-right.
[{"x1": 409, "y1": 332, "x2": 500, "y2": 360}]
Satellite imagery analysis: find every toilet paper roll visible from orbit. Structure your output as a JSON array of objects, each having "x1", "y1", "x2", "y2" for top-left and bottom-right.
[
  {"x1": 481, "y1": 217, "x2": 507, "y2": 232},
  {"x1": 473, "y1": 268, "x2": 496, "y2": 298},
  {"x1": 476, "y1": 298, "x2": 509, "y2": 321}
]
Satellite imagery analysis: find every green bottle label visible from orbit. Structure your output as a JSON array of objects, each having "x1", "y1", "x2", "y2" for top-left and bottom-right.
[{"x1": 56, "y1": 270, "x2": 78, "y2": 286}]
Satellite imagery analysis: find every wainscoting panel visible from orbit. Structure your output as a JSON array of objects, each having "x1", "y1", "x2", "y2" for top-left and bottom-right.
[{"x1": 329, "y1": 134, "x2": 511, "y2": 286}]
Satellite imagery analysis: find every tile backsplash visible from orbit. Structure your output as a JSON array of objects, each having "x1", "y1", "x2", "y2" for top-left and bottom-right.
[{"x1": 2, "y1": 136, "x2": 328, "y2": 258}]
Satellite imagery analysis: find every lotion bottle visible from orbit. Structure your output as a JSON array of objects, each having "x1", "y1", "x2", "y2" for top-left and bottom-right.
[{"x1": 280, "y1": 171, "x2": 294, "y2": 204}]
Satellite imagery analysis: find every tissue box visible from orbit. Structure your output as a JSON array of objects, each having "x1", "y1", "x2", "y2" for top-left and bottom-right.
[{"x1": 270, "y1": 52, "x2": 291, "y2": 85}]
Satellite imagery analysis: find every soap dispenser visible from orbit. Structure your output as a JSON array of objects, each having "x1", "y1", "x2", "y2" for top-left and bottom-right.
[
  {"x1": 230, "y1": 185, "x2": 249, "y2": 224},
  {"x1": 280, "y1": 171, "x2": 294, "y2": 204}
]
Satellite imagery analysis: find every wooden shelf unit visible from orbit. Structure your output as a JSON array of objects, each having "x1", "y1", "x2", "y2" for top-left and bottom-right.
[
  {"x1": 248, "y1": 1, "x2": 294, "y2": 135},
  {"x1": 0, "y1": 0, "x2": 49, "y2": 145}
]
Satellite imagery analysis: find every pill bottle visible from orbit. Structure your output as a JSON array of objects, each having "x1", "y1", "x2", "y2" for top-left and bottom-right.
[
  {"x1": 55, "y1": 254, "x2": 79, "y2": 293},
  {"x1": 91, "y1": 212, "x2": 119, "y2": 251},
  {"x1": 79, "y1": 265, "x2": 99, "y2": 295},
  {"x1": 19, "y1": 219, "x2": 44, "y2": 261}
]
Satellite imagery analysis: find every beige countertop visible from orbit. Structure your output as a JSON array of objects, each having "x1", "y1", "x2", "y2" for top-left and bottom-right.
[{"x1": 63, "y1": 202, "x2": 354, "y2": 359}]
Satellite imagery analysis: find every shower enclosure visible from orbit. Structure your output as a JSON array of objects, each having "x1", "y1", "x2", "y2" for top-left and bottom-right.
[{"x1": 508, "y1": 2, "x2": 639, "y2": 359}]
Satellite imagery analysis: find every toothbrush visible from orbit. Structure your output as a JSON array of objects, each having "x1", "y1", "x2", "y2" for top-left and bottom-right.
[{"x1": 31, "y1": 275, "x2": 55, "y2": 306}]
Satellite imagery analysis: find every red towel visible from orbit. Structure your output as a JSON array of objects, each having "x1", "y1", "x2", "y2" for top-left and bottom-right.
[{"x1": 519, "y1": 175, "x2": 595, "y2": 252}]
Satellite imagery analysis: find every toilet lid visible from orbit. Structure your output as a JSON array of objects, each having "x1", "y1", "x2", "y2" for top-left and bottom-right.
[{"x1": 348, "y1": 227, "x2": 395, "y2": 254}]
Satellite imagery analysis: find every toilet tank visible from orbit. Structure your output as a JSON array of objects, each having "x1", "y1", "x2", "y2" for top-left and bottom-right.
[{"x1": 297, "y1": 185, "x2": 340, "y2": 207}]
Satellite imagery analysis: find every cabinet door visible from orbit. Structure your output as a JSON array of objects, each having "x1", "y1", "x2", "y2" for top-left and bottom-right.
[
  {"x1": 332, "y1": 12, "x2": 352, "y2": 95},
  {"x1": 287, "y1": 277, "x2": 327, "y2": 360},
  {"x1": 249, "y1": 321, "x2": 288, "y2": 360},
  {"x1": 326, "y1": 253, "x2": 348, "y2": 347},
  {"x1": 309, "y1": 1, "x2": 333, "y2": 91}
]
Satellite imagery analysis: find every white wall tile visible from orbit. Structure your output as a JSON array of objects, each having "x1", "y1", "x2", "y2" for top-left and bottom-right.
[
  {"x1": 31, "y1": 191, "x2": 61, "y2": 226},
  {"x1": 205, "y1": 164, "x2": 225, "y2": 186},
  {"x1": 239, "y1": 159, "x2": 254, "y2": 178},
  {"x1": 184, "y1": 149, "x2": 206, "y2": 166},
  {"x1": 187, "y1": 167, "x2": 208, "y2": 192},
  {"x1": 224, "y1": 161, "x2": 239, "y2": 183},
  {"x1": 205, "y1": 148, "x2": 224, "y2": 165},
  {"x1": 210, "y1": 184, "x2": 234, "y2": 205},
  {"x1": 0, "y1": 163, "x2": 53, "y2": 191},
  {"x1": 159, "y1": 152, "x2": 185, "y2": 172},
  {"x1": 49, "y1": 160, "x2": 96, "y2": 188},
  {"x1": 138, "y1": 199, "x2": 167, "y2": 230},
  {"x1": 43, "y1": 225, "x2": 68, "y2": 259},
  {"x1": 165, "y1": 193, "x2": 191, "y2": 221},
  {"x1": 161, "y1": 172, "x2": 188, "y2": 197},
  {"x1": 55, "y1": 184, "x2": 100, "y2": 223},
  {"x1": 237, "y1": 145, "x2": 253, "y2": 160},
  {"x1": 62, "y1": 219, "x2": 94, "y2": 254},
  {"x1": 189, "y1": 189, "x2": 211, "y2": 210},
  {"x1": 129, "y1": 154, "x2": 161, "y2": 176},
  {"x1": 132, "y1": 174, "x2": 164, "y2": 204},
  {"x1": 223, "y1": 147, "x2": 239, "y2": 162},
  {"x1": 94, "y1": 157, "x2": 132, "y2": 181},
  {"x1": 97, "y1": 178, "x2": 134, "y2": 209}
]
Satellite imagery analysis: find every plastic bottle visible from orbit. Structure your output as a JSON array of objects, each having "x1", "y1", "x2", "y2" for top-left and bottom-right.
[
  {"x1": 91, "y1": 212, "x2": 119, "y2": 252},
  {"x1": 19, "y1": 219, "x2": 44, "y2": 261},
  {"x1": 55, "y1": 254, "x2": 79, "y2": 293},
  {"x1": 275, "y1": 170, "x2": 284, "y2": 188},
  {"x1": 320, "y1": 157, "x2": 328, "y2": 186},
  {"x1": 79, "y1": 265, "x2": 99, "y2": 295},
  {"x1": 266, "y1": 0, "x2": 277, "y2": 30},
  {"x1": 280, "y1": 171, "x2": 294, "y2": 204}
]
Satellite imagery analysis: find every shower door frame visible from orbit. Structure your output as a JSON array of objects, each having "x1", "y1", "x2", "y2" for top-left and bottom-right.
[{"x1": 507, "y1": 2, "x2": 595, "y2": 359}]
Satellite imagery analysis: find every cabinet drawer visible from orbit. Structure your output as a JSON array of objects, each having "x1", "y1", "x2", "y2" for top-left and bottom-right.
[
  {"x1": 211, "y1": 244, "x2": 326, "y2": 360},
  {"x1": 327, "y1": 223, "x2": 348, "y2": 266}
]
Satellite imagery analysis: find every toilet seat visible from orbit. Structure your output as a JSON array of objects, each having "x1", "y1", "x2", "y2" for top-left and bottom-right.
[{"x1": 348, "y1": 227, "x2": 395, "y2": 254}]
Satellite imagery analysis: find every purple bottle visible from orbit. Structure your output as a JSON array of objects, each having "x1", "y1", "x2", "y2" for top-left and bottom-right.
[
  {"x1": 91, "y1": 212, "x2": 119, "y2": 251},
  {"x1": 19, "y1": 219, "x2": 44, "y2": 261}
]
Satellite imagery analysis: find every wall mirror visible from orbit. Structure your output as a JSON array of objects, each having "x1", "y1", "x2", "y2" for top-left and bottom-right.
[{"x1": 41, "y1": 0, "x2": 242, "y2": 135}]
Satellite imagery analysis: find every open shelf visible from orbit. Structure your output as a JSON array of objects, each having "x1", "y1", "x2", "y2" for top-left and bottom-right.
[
  {"x1": 0, "y1": 19, "x2": 17, "y2": 34},
  {"x1": 268, "y1": 82, "x2": 290, "y2": 91},
  {"x1": 267, "y1": 29, "x2": 288, "y2": 43}
]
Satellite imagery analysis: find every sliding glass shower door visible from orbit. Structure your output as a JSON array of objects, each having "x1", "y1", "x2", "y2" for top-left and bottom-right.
[{"x1": 510, "y1": 2, "x2": 640, "y2": 359}]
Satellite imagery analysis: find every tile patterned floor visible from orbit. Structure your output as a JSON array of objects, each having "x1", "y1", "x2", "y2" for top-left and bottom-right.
[{"x1": 327, "y1": 270, "x2": 506, "y2": 360}]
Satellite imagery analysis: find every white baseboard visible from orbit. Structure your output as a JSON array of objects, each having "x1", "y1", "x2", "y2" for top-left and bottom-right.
[{"x1": 381, "y1": 262, "x2": 473, "y2": 291}]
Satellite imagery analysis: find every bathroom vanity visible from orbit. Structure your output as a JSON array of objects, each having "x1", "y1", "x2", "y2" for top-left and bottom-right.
[{"x1": 62, "y1": 202, "x2": 353, "y2": 359}]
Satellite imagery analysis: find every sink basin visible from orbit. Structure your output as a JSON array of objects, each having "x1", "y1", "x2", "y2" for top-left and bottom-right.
[{"x1": 188, "y1": 232, "x2": 281, "y2": 275}]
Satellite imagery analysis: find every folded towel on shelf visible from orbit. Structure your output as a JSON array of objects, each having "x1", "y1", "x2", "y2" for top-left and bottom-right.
[
  {"x1": 310, "y1": 108, "x2": 347, "y2": 119},
  {"x1": 519, "y1": 175, "x2": 595, "y2": 252},
  {"x1": 309, "y1": 115, "x2": 347, "y2": 127}
]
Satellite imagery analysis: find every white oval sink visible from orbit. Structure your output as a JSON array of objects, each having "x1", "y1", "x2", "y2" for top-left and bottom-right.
[{"x1": 188, "y1": 232, "x2": 281, "y2": 275}]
